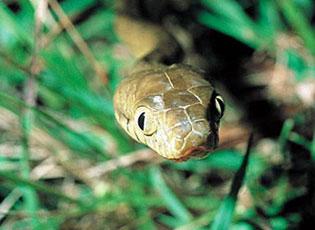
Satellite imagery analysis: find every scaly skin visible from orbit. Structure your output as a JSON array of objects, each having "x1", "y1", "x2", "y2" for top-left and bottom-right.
[
  {"x1": 113, "y1": 16, "x2": 224, "y2": 161},
  {"x1": 114, "y1": 63, "x2": 223, "y2": 161}
]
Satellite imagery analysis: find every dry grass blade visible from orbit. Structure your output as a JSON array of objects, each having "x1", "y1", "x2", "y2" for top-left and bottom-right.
[
  {"x1": 86, "y1": 149, "x2": 158, "y2": 178},
  {"x1": 48, "y1": 0, "x2": 108, "y2": 84}
]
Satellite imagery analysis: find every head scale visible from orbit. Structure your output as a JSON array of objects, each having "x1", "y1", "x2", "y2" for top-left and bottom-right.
[{"x1": 114, "y1": 64, "x2": 224, "y2": 161}]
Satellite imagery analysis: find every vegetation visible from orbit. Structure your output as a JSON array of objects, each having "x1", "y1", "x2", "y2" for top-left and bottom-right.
[{"x1": 0, "y1": 0, "x2": 314, "y2": 229}]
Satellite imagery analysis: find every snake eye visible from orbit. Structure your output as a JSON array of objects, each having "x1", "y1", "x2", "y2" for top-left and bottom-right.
[
  {"x1": 137, "y1": 112, "x2": 145, "y2": 130},
  {"x1": 211, "y1": 94, "x2": 225, "y2": 121},
  {"x1": 215, "y1": 95, "x2": 225, "y2": 118},
  {"x1": 134, "y1": 107, "x2": 157, "y2": 135}
]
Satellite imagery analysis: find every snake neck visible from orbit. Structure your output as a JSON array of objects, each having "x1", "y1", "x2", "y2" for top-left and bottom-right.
[{"x1": 115, "y1": 15, "x2": 183, "y2": 68}]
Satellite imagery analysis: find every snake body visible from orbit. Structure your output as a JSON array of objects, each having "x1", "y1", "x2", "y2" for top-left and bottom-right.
[{"x1": 113, "y1": 16, "x2": 224, "y2": 161}]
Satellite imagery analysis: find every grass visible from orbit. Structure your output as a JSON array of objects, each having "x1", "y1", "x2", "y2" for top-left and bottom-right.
[{"x1": 0, "y1": 0, "x2": 314, "y2": 229}]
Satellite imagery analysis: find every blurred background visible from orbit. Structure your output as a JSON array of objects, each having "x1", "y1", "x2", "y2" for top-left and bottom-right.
[{"x1": 0, "y1": 0, "x2": 314, "y2": 229}]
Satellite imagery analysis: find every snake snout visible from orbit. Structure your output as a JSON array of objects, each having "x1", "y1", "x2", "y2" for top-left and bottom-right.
[
  {"x1": 176, "y1": 146, "x2": 212, "y2": 161},
  {"x1": 161, "y1": 115, "x2": 212, "y2": 160}
]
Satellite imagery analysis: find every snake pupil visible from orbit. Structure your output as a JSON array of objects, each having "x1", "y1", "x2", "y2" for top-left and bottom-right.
[{"x1": 137, "y1": 112, "x2": 145, "y2": 130}]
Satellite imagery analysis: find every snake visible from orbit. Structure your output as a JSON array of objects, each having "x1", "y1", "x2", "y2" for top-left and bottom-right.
[{"x1": 113, "y1": 15, "x2": 225, "y2": 161}]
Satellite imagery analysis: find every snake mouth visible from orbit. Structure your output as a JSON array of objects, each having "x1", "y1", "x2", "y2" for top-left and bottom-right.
[{"x1": 172, "y1": 146, "x2": 214, "y2": 162}]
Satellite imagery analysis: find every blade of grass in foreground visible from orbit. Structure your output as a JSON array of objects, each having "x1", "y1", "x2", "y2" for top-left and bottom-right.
[
  {"x1": 311, "y1": 130, "x2": 315, "y2": 161},
  {"x1": 0, "y1": 92, "x2": 109, "y2": 160},
  {"x1": 278, "y1": 119, "x2": 294, "y2": 154},
  {"x1": 198, "y1": 12, "x2": 260, "y2": 49},
  {"x1": 172, "y1": 149, "x2": 243, "y2": 173},
  {"x1": 277, "y1": 0, "x2": 315, "y2": 55},
  {"x1": 211, "y1": 134, "x2": 254, "y2": 230},
  {"x1": 150, "y1": 166, "x2": 192, "y2": 225},
  {"x1": 199, "y1": 0, "x2": 268, "y2": 49},
  {"x1": 0, "y1": 2, "x2": 32, "y2": 44},
  {"x1": 258, "y1": 0, "x2": 282, "y2": 39},
  {"x1": 20, "y1": 106, "x2": 40, "y2": 229},
  {"x1": 0, "y1": 171, "x2": 87, "y2": 208}
]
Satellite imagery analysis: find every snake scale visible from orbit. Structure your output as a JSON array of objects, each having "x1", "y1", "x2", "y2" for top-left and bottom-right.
[{"x1": 113, "y1": 15, "x2": 225, "y2": 161}]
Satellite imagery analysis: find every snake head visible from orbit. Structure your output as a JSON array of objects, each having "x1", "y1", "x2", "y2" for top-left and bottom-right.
[{"x1": 113, "y1": 64, "x2": 225, "y2": 161}]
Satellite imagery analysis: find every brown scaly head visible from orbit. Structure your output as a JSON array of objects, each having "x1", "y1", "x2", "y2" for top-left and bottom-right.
[{"x1": 114, "y1": 64, "x2": 224, "y2": 161}]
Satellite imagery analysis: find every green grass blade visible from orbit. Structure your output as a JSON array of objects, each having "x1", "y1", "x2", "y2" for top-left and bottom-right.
[
  {"x1": 172, "y1": 149, "x2": 243, "y2": 172},
  {"x1": 210, "y1": 196, "x2": 235, "y2": 230},
  {"x1": 20, "y1": 110, "x2": 40, "y2": 229},
  {"x1": 198, "y1": 12, "x2": 261, "y2": 49},
  {"x1": 150, "y1": 166, "x2": 192, "y2": 224},
  {"x1": 277, "y1": 0, "x2": 315, "y2": 55},
  {"x1": 288, "y1": 132, "x2": 312, "y2": 150},
  {"x1": 211, "y1": 134, "x2": 254, "y2": 230},
  {"x1": 0, "y1": 92, "x2": 109, "y2": 160},
  {"x1": 61, "y1": 0, "x2": 97, "y2": 16},
  {"x1": 201, "y1": 0, "x2": 254, "y2": 27},
  {"x1": 0, "y1": 2, "x2": 32, "y2": 44},
  {"x1": 278, "y1": 119, "x2": 294, "y2": 154},
  {"x1": 311, "y1": 130, "x2": 315, "y2": 160},
  {"x1": 259, "y1": 0, "x2": 283, "y2": 38},
  {"x1": 0, "y1": 171, "x2": 86, "y2": 208}
]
